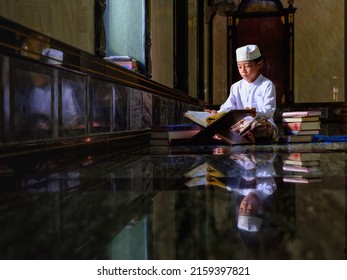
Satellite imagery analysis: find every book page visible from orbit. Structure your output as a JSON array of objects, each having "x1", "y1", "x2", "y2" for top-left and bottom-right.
[{"x1": 184, "y1": 111, "x2": 212, "y2": 127}]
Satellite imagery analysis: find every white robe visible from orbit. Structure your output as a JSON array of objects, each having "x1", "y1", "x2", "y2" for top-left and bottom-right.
[{"x1": 219, "y1": 74, "x2": 277, "y2": 128}]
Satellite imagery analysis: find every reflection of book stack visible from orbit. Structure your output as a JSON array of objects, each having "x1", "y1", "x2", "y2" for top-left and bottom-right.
[
  {"x1": 104, "y1": 55, "x2": 139, "y2": 71},
  {"x1": 283, "y1": 175, "x2": 322, "y2": 183},
  {"x1": 281, "y1": 110, "x2": 322, "y2": 143},
  {"x1": 150, "y1": 124, "x2": 201, "y2": 146},
  {"x1": 282, "y1": 152, "x2": 322, "y2": 183}
]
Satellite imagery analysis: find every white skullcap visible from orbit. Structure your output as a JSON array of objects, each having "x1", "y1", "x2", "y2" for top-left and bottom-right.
[
  {"x1": 42, "y1": 48, "x2": 63, "y2": 65},
  {"x1": 236, "y1": 45, "x2": 261, "y2": 62},
  {"x1": 238, "y1": 215, "x2": 262, "y2": 232}
]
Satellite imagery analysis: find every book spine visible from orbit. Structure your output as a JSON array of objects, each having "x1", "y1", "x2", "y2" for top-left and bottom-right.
[
  {"x1": 283, "y1": 122, "x2": 320, "y2": 131},
  {"x1": 284, "y1": 129, "x2": 319, "y2": 135},
  {"x1": 282, "y1": 122, "x2": 303, "y2": 130},
  {"x1": 104, "y1": 55, "x2": 132, "y2": 61},
  {"x1": 282, "y1": 117, "x2": 319, "y2": 122},
  {"x1": 282, "y1": 112, "x2": 309, "y2": 117},
  {"x1": 284, "y1": 129, "x2": 299, "y2": 135},
  {"x1": 285, "y1": 135, "x2": 313, "y2": 143},
  {"x1": 282, "y1": 111, "x2": 321, "y2": 117}
]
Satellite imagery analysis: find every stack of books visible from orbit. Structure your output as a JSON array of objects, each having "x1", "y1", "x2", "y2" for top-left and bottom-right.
[
  {"x1": 104, "y1": 55, "x2": 139, "y2": 71},
  {"x1": 150, "y1": 124, "x2": 201, "y2": 146},
  {"x1": 282, "y1": 152, "x2": 322, "y2": 183},
  {"x1": 281, "y1": 110, "x2": 322, "y2": 143}
]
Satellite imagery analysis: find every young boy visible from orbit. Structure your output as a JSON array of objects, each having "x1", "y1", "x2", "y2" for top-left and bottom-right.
[{"x1": 206, "y1": 44, "x2": 278, "y2": 143}]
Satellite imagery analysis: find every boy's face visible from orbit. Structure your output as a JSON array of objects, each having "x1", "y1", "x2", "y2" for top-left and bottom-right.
[
  {"x1": 239, "y1": 192, "x2": 261, "y2": 216},
  {"x1": 237, "y1": 60, "x2": 263, "y2": 83}
]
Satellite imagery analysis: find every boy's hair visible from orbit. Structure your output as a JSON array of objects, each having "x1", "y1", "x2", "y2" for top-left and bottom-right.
[{"x1": 253, "y1": 56, "x2": 263, "y2": 64}]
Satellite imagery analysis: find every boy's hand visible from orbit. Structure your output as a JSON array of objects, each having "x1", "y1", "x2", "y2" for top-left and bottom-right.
[
  {"x1": 212, "y1": 134, "x2": 222, "y2": 141},
  {"x1": 204, "y1": 109, "x2": 218, "y2": 114},
  {"x1": 245, "y1": 107, "x2": 256, "y2": 117},
  {"x1": 246, "y1": 131, "x2": 255, "y2": 144}
]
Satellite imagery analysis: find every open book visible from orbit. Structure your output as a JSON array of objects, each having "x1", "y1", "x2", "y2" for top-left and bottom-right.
[
  {"x1": 183, "y1": 161, "x2": 239, "y2": 189},
  {"x1": 183, "y1": 111, "x2": 216, "y2": 127},
  {"x1": 184, "y1": 109, "x2": 255, "y2": 145},
  {"x1": 184, "y1": 109, "x2": 253, "y2": 127}
]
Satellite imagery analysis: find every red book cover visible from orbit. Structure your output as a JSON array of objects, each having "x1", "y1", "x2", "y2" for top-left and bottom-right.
[
  {"x1": 282, "y1": 121, "x2": 320, "y2": 131},
  {"x1": 282, "y1": 116, "x2": 320, "y2": 122}
]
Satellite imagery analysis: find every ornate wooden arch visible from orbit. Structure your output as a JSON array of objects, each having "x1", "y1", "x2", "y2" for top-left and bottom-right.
[
  {"x1": 238, "y1": 0, "x2": 284, "y2": 13},
  {"x1": 227, "y1": 0, "x2": 296, "y2": 103}
]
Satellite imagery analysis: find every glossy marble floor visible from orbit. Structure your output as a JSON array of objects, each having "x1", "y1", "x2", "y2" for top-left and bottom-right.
[{"x1": 0, "y1": 142, "x2": 346, "y2": 260}]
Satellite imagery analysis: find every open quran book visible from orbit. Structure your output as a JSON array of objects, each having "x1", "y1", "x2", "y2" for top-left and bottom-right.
[{"x1": 184, "y1": 108, "x2": 255, "y2": 145}]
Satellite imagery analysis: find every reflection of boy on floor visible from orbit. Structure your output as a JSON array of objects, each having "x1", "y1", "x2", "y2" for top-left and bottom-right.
[{"x1": 230, "y1": 151, "x2": 277, "y2": 232}]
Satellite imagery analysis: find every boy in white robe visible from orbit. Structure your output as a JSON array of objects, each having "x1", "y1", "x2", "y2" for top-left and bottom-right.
[{"x1": 206, "y1": 44, "x2": 278, "y2": 143}]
